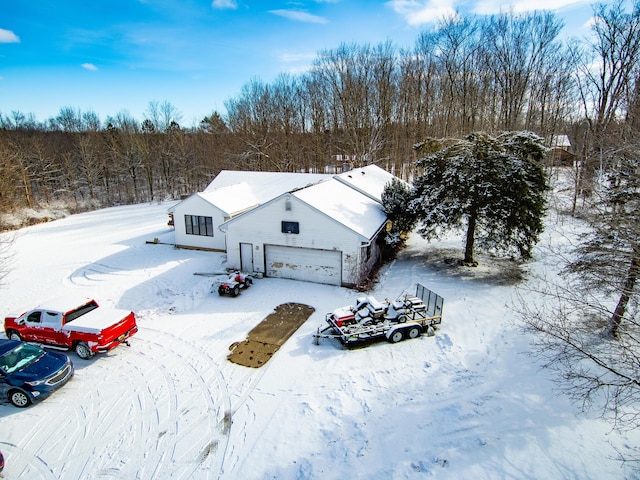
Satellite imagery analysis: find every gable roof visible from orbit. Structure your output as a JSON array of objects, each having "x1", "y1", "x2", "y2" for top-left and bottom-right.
[
  {"x1": 175, "y1": 167, "x2": 401, "y2": 231},
  {"x1": 551, "y1": 134, "x2": 572, "y2": 149},
  {"x1": 171, "y1": 170, "x2": 333, "y2": 216},
  {"x1": 220, "y1": 178, "x2": 387, "y2": 241},
  {"x1": 293, "y1": 178, "x2": 388, "y2": 239},
  {"x1": 198, "y1": 183, "x2": 260, "y2": 217},
  {"x1": 334, "y1": 164, "x2": 399, "y2": 203},
  {"x1": 205, "y1": 170, "x2": 332, "y2": 203}
]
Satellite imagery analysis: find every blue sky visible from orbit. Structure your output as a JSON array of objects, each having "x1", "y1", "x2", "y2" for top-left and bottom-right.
[{"x1": 1, "y1": 0, "x2": 595, "y2": 127}]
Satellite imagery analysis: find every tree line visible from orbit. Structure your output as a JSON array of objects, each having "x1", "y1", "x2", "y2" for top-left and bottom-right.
[{"x1": 0, "y1": 7, "x2": 598, "y2": 226}]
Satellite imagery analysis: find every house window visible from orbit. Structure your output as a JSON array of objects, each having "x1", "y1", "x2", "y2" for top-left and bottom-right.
[
  {"x1": 361, "y1": 244, "x2": 372, "y2": 262},
  {"x1": 281, "y1": 221, "x2": 300, "y2": 234},
  {"x1": 185, "y1": 215, "x2": 214, "y2": 236}
]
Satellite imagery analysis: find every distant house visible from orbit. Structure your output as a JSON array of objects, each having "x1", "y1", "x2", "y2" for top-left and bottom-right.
[
  {"x1": 550, "y1": 134, "x2": 575, "y2": 166},
  {"x1": 171, "y1": 165, "x2": 399, "y2": 287}
]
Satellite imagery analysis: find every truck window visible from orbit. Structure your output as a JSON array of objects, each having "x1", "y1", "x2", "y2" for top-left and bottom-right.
[
  {"x1": 27, "y1": 311, "x2": 42, "y2": 323},
  {"x1": 65, "y1": 300, "x2": 99, "y2": 322},
  {"x1": 43, "y1": 311, "x2": 62, "y2": 325}
]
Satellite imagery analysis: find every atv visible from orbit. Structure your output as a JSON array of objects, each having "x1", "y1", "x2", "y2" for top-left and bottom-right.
[{"x1": 217, "y1": 271, "x2": 253, "y2": 297}]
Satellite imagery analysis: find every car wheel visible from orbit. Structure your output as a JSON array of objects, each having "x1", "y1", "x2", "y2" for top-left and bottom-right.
[
  {"x1": 9, "y1": 389, "x2": 31, "y2": 408},
  {"x1": 7, "y1": 330, "x2": 22, "y2": 342},
  {"x1": 75, "y1": 341, "x2": 94, "y2": 359},
  {"x1": 389, "y1": 329, "x2": 404, "y2": 343},
  {"x1": 232, "y1": 285, "x2": 240, "y2": 297},
  {"x1": 407, "y1": 326, "x2": 421, "y2": 339}
]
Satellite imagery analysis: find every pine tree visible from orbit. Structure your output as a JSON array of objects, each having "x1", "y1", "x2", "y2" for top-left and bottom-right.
[
  {"x1": 411, "y1": 131, "x2": 548, "y2": 265},
  {"x1": 381, "y1": 178, "x2": 417, "y2": 247}
]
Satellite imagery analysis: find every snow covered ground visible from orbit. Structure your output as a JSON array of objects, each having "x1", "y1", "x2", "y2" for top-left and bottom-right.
[{"x1": 0, "y1": 199, "x2": 638, "y2": 479}]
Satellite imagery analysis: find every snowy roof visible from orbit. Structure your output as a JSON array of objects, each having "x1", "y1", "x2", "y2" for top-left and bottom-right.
[
  {"x1": 204, "y1": 170, "x2": 332, "y2": 204},
  {"x1": 334, "y1": 164, "x2": 401, "y2": 203},
  {"x1": 197, "y1": 183, "x2": 260, "y2": 217},
  {"x1": 551, "y1": 134, "x2": 571, "y2": 148},
  {"x1": 169, "y1": 170, "x2": 333, "y2": 216},
  {"x1": 293, "y1": 178, "x2": 388, "y2": 239}
]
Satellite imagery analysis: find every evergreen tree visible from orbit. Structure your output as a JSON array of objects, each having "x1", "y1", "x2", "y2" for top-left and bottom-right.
[
  {"x1": 411, "y1": 131, "x2": 548, "y2": 265},
  {"x1": 381, "y1": 178, "x2": 417, "y2": 247}
]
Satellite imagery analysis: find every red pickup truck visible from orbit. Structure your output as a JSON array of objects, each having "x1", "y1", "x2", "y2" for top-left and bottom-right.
[{"x1": 4, "y1": 297, "x2": 138, "y2": 359}]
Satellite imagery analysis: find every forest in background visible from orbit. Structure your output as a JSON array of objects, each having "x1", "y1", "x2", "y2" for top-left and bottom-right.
[{"x1": 0, "y1": 3, "x2": 636, "y2": 229}]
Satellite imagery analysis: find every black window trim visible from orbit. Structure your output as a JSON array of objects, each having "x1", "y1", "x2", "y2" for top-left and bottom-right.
[
  {"x1": 185, "y1": 214, "x2": 214, "y2": 237},
  {"x1": 281, "y1": 220, "x2": 300, "y2": 234}
]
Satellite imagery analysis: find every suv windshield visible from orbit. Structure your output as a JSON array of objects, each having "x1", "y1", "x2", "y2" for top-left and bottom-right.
[{"x1": 0, "y1": 343, "x2": 45, "y2": 374}]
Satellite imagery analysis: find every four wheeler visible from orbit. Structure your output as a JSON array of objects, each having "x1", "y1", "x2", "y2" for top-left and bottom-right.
[{"x1": 217, "y1": 271, "x2": 253, "y2": 297}]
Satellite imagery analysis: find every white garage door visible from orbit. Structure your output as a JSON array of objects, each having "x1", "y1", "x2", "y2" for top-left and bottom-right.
[{"x1": 264, "y1": 245, "x2": 342, "y2": 286}]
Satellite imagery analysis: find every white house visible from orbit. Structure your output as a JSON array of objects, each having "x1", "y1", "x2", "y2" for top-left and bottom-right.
[
  {"x1": 220, "y1": 177, "x2": 389, "y2": 287},
  {"x1": 171, "y1": 171, "x2": 331, "y2": 251},
  {"x1": 170, "y1": 165, "x2": 399, "y2": 286}
]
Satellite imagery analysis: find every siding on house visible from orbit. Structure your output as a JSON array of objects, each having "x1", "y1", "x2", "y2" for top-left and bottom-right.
[
  {"x1": 222, "y1": 179, "x2": 387, "y2": 287},
  {"x1": 173, "y1": 194, "x2": 227, "y2": 251}
]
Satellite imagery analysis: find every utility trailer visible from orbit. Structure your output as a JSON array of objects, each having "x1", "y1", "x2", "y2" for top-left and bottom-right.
[{"x1": 313, "y1": 283, "x2": 443, "y2": 346}]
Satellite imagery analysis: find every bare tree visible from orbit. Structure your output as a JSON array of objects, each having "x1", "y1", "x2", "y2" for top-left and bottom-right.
[{"x1": 484, "y1": 10, "x2": 564, "y2": 131}]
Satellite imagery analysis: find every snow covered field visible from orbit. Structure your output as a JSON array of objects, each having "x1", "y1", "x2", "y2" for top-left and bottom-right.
[{"x1": 0, "y1": 200, "x2": 638, "y2": 479}]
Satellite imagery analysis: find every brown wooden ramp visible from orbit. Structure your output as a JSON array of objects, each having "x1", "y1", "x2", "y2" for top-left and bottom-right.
[{"x1": 227, "y1": 302, "x2": 315, "y2": 368}]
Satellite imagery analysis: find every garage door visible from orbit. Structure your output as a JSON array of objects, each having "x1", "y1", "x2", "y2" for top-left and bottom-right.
[{"x1": 264, "y1": 245, "x2": 342, "y2": 286}]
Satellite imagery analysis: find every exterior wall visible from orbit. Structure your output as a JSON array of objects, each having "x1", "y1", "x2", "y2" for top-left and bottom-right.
[
  {"x1": 357, "y1": 231, "x2": 384, "y2": 283},
  {"x1": 172, "y1": 195, "x2": 227, "y2": 251},
  {"x1": 224, "y1": 194, "x2": 374, "y2": 286}
]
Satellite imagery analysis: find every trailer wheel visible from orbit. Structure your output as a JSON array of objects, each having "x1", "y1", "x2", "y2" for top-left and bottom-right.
[
  {"x1": 407, "y1": 326, "x2": 421, "y2": 339},
  {"x1": 389, "y1": 329, "x2": 404, "y2": 343}
]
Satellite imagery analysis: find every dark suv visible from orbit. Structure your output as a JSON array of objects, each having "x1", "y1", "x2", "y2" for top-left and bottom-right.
[{"x1": 0, "y1": 339, "x2": 74, "y2": 407}]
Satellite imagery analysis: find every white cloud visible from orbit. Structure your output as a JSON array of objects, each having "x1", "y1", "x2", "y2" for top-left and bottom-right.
[
  {"x1": 269, "y1": 9, "x2": 328, "y2": 24},
  {"x1": 0, "y1": 28, "x2": 20, "y2": 43},
  {"x1": 473, "y1": 0, "x2": 589, "y2": 15},
  {"x1": 82, "y1": 63, "x2": 99, "y2": 71},
  {"x1": 212, "y1": 0, "x2": 237, "y2": 9},
  {"x1": 386, "y1": 0, "x2": 458, "y2": 25},
  {"x1": 280, "y1": 52, "x2": 317, "y2": 63}
]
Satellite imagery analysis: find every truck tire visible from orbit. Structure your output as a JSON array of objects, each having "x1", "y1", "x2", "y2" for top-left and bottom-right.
[
  {"x1": 7, "y1": 330, "x2": 22, "y2": 342},
  {"x1": 75, "y1": 341, "x2": 94, "y2": 360},
  {"x1": 388, "y1": 329, "x2": 404, "y2": 343},
  {"x1": 407, "y1": 326, "x2": 421, "y2": 339},
  {"x1": 9, "y1": 389, "x2": 31, "y2": 408}
]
